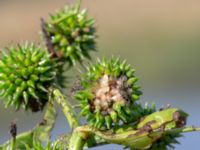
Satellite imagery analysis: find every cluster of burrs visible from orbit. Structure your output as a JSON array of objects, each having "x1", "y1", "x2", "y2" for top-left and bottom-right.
[
  {"x1": 0, "y1": 3, "x2": 96, "y2": 112},
  {"x1": 44, "y1": 5, "x2": 96, "y2": 65},
  {"x1": 0, "y1": 43, "x2": 57, "y2": 111},
  {"x1": 74, "y1": 58, "x2": 142, "y2": 129}
]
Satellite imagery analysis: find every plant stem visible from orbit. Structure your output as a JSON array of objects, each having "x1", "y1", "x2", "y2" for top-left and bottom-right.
[
  {"x1": 0, "y1": 99, "x2": 57, "y2": 149},
  {"x1": 68, "y1": 130, "x2": 87, "y2": 150},
  {"x1": 10, "y1": 138, "x2": 15, "y2": 150},
  {"x1": 0, "y1": 131, "x2": 34, "y2": 149},
  {"x1": 52, "y1": 88, "x2": 80, "y2": 129},
  {"x1": 34, "y1": 97, "x2": 57, "y2": 142},
  {"x1": 84, "y1": 135, "x2": 108, "y2": 149},
  {"x1": 53, "y1": 132, "x2": 108, "y2": 149},
  {"x1": 167, "y1": 126, "x2": 200, "y2": 134}
]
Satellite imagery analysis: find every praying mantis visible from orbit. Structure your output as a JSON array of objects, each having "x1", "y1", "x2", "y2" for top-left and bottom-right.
[{"x1": 68, "y1": 108, "x2": 192, "y2": 150}]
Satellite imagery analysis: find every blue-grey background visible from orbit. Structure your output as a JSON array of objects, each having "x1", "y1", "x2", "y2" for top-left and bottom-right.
[{"x1": 0, "y1": 0, "x2": 200, "y2": 149}]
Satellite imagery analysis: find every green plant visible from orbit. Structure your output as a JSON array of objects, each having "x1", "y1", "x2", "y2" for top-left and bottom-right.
[
  {"x1": 43, "y1": 4, "x2": 96, "y2": 65},
  {"x1": 74, "y1": 58, "x2": 142, "y2": 129},
  {"x1": 0, "y1": 1, "x2": 200, "y2": 150},
  {"x1": 0, "y1": 43, "x2": 57, "y2": 111}
]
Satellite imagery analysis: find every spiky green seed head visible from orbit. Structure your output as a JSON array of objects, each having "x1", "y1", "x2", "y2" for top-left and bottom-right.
[
  {"x1": 74, "y1": 58, "x2": 142, "y2": 129},
  {"x1": 148, "y1": 132, "x2": 182, "y2": 150},
  {"x1": 44, "y1": 5, "x2": 96, "y2": 65},
  {"x1": 0, "y1": 43, "x2": 57, "y2": 112}
]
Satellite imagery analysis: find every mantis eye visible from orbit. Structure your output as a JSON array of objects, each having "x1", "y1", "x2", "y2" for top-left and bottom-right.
[{"x1": 173, "y1": 111, "x2": 187, "y2": 127}]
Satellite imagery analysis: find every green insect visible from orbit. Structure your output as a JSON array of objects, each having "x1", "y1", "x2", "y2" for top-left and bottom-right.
[{"x1": 77, "y1": 108, "x2": 188, "y2": 150}]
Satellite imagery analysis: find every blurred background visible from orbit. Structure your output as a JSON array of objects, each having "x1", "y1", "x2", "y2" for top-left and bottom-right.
[{"x1": 1, "y1": 0, "x2": 200, "y2": 149}]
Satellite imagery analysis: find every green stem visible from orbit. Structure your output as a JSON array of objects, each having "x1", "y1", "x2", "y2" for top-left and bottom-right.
[
  {"x1": 52, "y1": 88, "x2": 80, "y2": 128},
  {"x1": 0, "y1": 131, "x2": 34, "y2": 149},
  {"x1": 0, "y1": 99, "x2": 57, "y2": 149},
  {"x1": 52, "y1": 133, "x2": 107, "y2": 150},
  {"x1": 68, "y1": 130, "x2": 87, "y2": 150},
  {"x1": 10, "y1": 138, "x2": 15, "y2": 150},
  {"x1": 167, "y1": 126, "x2": 200, "y2": 134},
  {"x1": 84, "y1": 135, "x2": 108, "y2": 149},
  {"x1": 33, "y1": 97, "x2": 57, "y2": 142}
]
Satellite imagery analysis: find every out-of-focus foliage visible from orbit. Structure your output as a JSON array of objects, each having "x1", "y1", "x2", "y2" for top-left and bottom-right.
[{"x1": 44, "y1": 5, "x2": 96, "y2": 66}]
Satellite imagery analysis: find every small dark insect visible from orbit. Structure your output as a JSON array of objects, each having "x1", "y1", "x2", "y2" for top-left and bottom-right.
[{"x1": 9, "y1": 121, "x2": 17, "y2": 139}]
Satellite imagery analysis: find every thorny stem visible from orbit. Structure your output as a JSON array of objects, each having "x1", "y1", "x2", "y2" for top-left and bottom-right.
[{"x1": 52, "y1": 88, "x2": 80, "y2": 129}]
